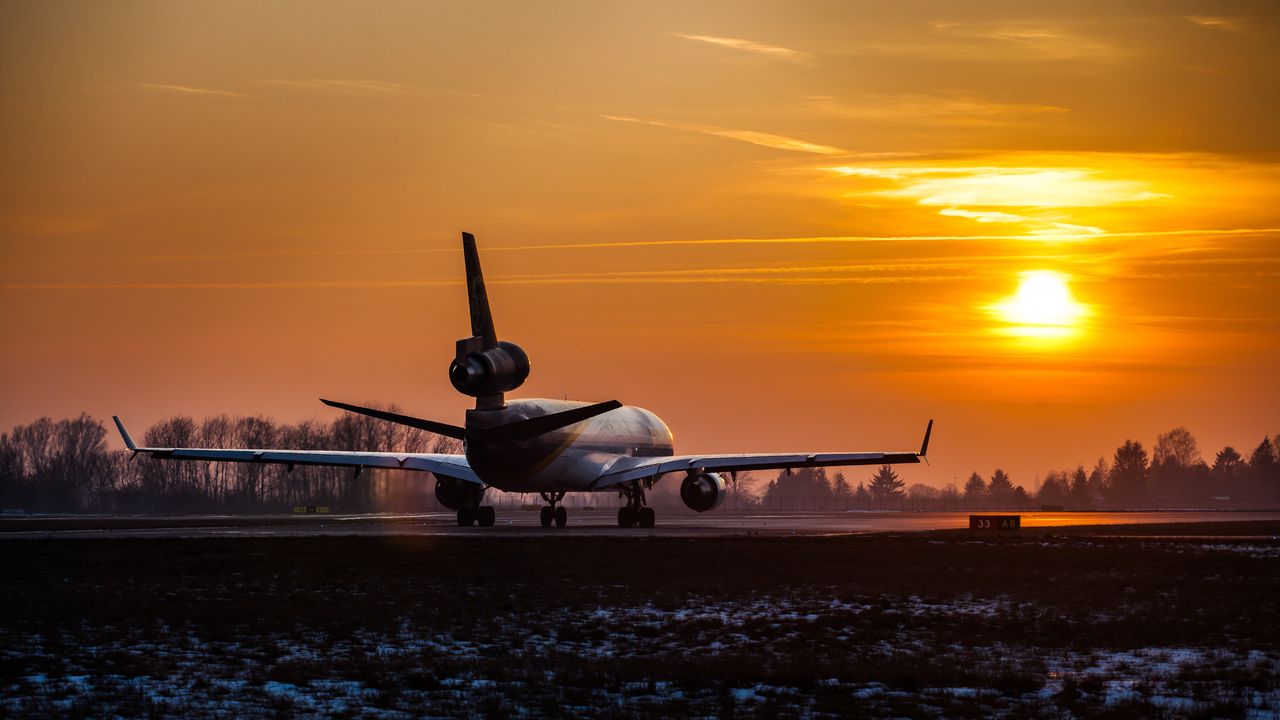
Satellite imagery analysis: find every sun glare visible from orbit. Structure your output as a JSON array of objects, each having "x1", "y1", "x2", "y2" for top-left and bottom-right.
[{"x1": 990, "y1": 271, "x2": 1088, "y2": 340}]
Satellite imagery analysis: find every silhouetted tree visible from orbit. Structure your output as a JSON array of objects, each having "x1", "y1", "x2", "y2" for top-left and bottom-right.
[
  {"x1": 907, "y1": 483, "x2": 939, "y2": 500},
  {"x1": 853, "y1": 481, "x2": 870, "y2": 507},
  {"x1": 831, "y1": 472, "x2": 852, "y2": 498},
  {"x1": 1037, "y1": 471, "x2": 1067, "y2": 507},
  {"x1": 988, "y1": 469, "x2": 1014, "y2": 507},
  {"x1": 868, "y1": 465, "x2": 904, "y2": 502},
  {"x1": 1011, "y1": 485, "x2": 1029, "y2": 509},
  {"x1": 963, "y1": 472, "x2": 986, "y2": 505},
  {"x1": 1248, "y1": 437, "x2": 1279, "y2": 504},
  {"x1": 1108, "y1": 440, "x2": 1150, "y2": 506},
  {"x1": 1068, "y1": 465, "x2": 1091, "y2": 508},
  {"x1": 1151, "y1": 427, "x2": 1203, "y2": 506},
  {"x1": 1087, "y1": 457, "x2": 1108, "y2": 501},
  {"x1": 762, "y1": 467, "x2": 833, "y2": 507},
  {"x1": 1211, "y1": 446, "x2": 1247, "y2": 501}
]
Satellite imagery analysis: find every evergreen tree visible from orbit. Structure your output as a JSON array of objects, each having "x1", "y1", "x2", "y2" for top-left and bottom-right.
[
  {"x1": 1037, "y1": 471, "x2": 1067, "y2": 507},
  {"x1": 1108, "y1": 440, "x2": 1150, "y2": 506},
  {"x1": 1212, "y1": 447, "x2": 1246, "y2": 500},
  {"x1": 988, "y1": 469, "x2": 1014, "y2": 506},
  {"x1": 1068, "y1": 465, "x2": 1091, "y2": 508},
  {"x1": 853, "y1": 481, "x2": 871, "y2": 507},
  {"x1": 831, "y1": 472, "x2": 852, "y2": 498},
  {"x1": 868, "y1": 465, "x2": 905, "y2": 501},
  {"x1": 1248, "y1": 437, "x2": 1279, "y2": 503},
  {"x1": 963, "y1": 472, "x2": 986, "y2": 500}
]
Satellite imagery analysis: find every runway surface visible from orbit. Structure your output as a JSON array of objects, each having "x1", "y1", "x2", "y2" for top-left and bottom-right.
[{"x1": 3, "y1": 509, "x2": 1278, "y2": 539}]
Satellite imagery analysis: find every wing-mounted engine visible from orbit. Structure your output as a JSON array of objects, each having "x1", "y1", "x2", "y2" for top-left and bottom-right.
[
  {"x1": 680, "y1": 471, "x2": 726, "y2": 512},
  {"x1": 435, "y1": 475, "x2": 485, "y2": 510}
]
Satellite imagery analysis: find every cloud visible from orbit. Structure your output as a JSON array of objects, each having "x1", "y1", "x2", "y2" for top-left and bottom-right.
[
  {"x1": 932, "y1": 22, "x2": 1126, "y2": 60},
  {"x1": 674, "y1": 34, "x2": 814, "y2": 64},
  {"x1": 260, "y1": 78, "x2": 416, "y2": 95},
  {"x1": 851, "y1": 22, "x2": 1131, "y2": 63},
  {"x1": 1185, "y1": 16, "x2": 1247, "y2": 33},
  {"x1": 874, "y1": 168, "x2": 1163, "y2": 208},
  {"x1": 603, "y1": 115, "x2": 844, "y2": 155},
  {"x1": 258, "y1": 78, "x2": 480, "y2": 98},
  {"x1": 138, "y1": 83, "x2": 246, "y2": 98},
  {"x1": 806, "y1": 93, "x2": 1068, "y2": 126}
]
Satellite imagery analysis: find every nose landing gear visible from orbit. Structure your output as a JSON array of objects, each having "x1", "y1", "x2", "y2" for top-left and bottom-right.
[{"x1": 617, "y1": 479, "x2": 656, "y2": 528}]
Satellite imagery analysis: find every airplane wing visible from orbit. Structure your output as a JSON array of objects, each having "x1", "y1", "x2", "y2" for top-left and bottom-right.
[
  {"x1": 112, "y1": 416, "x2": 480, "y2": 484},
  {"x1": 590, "y1": 420, "x2": 932, "y2": 490}
]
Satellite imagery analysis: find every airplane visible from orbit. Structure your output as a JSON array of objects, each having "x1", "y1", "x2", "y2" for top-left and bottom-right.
[{"x1": 114, "y1": 232, "x2": 932, "y2": 529}]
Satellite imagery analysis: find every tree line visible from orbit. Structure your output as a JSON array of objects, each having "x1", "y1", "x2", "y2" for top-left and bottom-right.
[
  {"x1": 0, "y1": 411, "x2": 459, "y2": 513},
  {"x1": 1, "y1": 415, "x2": 1276, "y2": 513},
  {"x1": 748, "y1": 426, "x2": 1280, "y2": 510}
]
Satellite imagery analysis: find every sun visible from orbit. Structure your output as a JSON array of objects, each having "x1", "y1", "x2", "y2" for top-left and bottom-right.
[{"x1": 991, "y1": 270, "x2": 1088, "y2": 339}]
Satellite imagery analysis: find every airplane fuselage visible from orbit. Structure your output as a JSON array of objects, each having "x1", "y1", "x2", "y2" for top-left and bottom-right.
[{"x1": 465, "y1": 399, "x2": 674, "y2": 492}]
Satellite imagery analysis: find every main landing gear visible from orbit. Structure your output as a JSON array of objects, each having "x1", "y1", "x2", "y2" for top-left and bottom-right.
[
  {"x1": 456, "y1": 505, "x2": 496, "y2": 527},
  {"x1": 539, "y1": 492, "x2": 568, "y2": 528},
  {"x1": 617, "y1": 479, "x2": 656, "y2": 529}
]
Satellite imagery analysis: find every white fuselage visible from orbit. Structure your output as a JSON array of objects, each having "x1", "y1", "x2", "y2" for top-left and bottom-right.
[{"x1": 464, "y1": 399, "x2": 674, "y2": 492}]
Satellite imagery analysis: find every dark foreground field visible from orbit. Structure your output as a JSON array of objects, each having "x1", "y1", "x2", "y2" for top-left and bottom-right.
[{"x1": 2, "y1": 523, "x2": 1278, "y2": 718}]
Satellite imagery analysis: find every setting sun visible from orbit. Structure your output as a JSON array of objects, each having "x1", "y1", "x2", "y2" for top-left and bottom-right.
[{"x1": 991, "y1": 271, "x2": 1087, "y2": 339}]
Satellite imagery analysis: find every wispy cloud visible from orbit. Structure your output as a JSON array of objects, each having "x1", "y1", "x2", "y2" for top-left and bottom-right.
[
  {"x1": 806, "y1": 93, "x2": 1068, "y2": 126},
  {"x1": 258, "y1": 78, "x2": 480, "y2": 98},
  {"x1": 138, "y1": 83, "x2": 246, "y2": 98},
  {"x1": 674, "y1": 34, "x2": 814, "y2": 64},
  {"x1": 1185, "y1": 16, "x2": 1247, "y2": 33},
  {"x1": 259, "y1": 78, "x2": 420, "y2": 96},
  {"x1": 116, "y1": 227, "x2": 1280, "y2": 265},
  {"x1": 888, "y1": 21, "x2": 1130, "y2": 62},
  {"x1": 603, "y1": 115, "x2": 843, "y2": 155}
]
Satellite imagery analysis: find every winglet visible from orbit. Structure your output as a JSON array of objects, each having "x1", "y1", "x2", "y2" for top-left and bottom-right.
[
  {"x1": 112, "y1": 415, "x2": 138, "y2": 452},
  {"x1": 919, "y1": 419, "x2": 933, "y2": 458}
]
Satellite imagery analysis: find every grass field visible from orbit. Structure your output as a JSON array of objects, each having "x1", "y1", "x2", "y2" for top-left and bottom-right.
[{"x1": 2, "y1": 523, "x2": 1278, "y2": 717}]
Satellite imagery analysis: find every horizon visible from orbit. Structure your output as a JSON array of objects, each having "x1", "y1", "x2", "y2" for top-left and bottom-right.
[{"x1": 2, "y1": 1, "x2": 1278, "y2": 488}]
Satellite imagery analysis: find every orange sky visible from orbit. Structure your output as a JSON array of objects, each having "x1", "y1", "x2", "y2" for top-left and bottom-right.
[{"x1": 2, "y1": 0, "x2": 1278, "y2": 489}]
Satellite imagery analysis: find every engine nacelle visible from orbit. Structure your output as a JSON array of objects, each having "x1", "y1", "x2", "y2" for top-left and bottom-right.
[
  {"x1": 434, "y1": 476, "x2": 485, "y2": 511},
  {"x1": 449, "y1": 340, "x2": 530, "y2": 398},
  {"x1": 680, "y1": 471, "x2": 726, "y2": 513}
]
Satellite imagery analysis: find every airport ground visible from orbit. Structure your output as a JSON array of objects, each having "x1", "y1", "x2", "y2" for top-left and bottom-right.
[
  {"x1": 3, "y1": 508, "x2": 1280, "y2": 538},
  {"x1": 1, "y1": 515, "x2": 1277, "y2": 717}
]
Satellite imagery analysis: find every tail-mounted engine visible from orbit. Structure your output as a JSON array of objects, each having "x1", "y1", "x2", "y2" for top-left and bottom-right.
[
  {"x1": 450, "y1": 231, "x2": 530, "y2": 409},
  {"x1": 449, "y1": 339, "x2": 530, "y2": 399},
  {"x1": 680, "y1": 471, "x2": 726, "y2": 513}
]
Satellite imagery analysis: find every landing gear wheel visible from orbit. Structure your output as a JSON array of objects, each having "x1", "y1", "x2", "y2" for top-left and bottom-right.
[
  {"x1": 618, "y1": 507, "x2": 636, "y2": 528},
  {"x1": 477, "y1": 506, "x2": 496, "y2": 527},
  {"x1": 540, "y1": 506, "x2": 553, "y2": 528},
  {"x1": 554, "y1": 505, "x2": 568, "y2": 528},
  {"x1": 456, "y1": 508, "x2": 476, "y2": 527},
  {"x1": 638, "y1": 507, "x2": 656, "y2": 528}
]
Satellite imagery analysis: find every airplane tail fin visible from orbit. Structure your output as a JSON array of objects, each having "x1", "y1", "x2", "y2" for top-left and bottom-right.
[
  {"x1": 919, "y1": 419, "x2": 934, "y2": 460},
  {"x1": 462, "y1": 231, "x2": 498, "y2": 350},
  {"x1": 450, "y1": 232, "x2": 530, "y2": 409}
]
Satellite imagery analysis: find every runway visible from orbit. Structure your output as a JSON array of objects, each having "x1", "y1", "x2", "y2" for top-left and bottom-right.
[{"x1": 2, "y1": 509, "x2": 1278, "y2": 539}]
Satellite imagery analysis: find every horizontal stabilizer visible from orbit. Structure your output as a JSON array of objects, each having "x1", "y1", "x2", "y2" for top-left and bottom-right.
[
  {"x1": 320, "y1": 399, "x2": 468, "y2": 440},
  {"x1": 477, "y1": 400, "x2": 622, "y2": 442}
]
